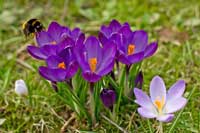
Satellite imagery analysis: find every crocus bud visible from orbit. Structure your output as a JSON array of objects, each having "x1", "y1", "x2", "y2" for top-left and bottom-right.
[
  {"x1": 15, "y1": 79, "x2": 28, "y2": 96},
  {"x1": 134, "y1": 71, "x2": 143, "y2": 89},
  {"x1": 100, "y1": 89, "x2": 116, "y2": 108}
]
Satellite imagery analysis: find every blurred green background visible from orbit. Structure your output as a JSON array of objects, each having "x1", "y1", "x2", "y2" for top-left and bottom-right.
[{"x1": 0, "y1": 0, "x2": 200, "y2": 132}]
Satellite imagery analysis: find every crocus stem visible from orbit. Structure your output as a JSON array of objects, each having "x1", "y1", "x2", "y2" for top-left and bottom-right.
[
  {"x1": 110, "y1": 71, "x2": 115, "y2": 81},
  {"x1": 51, "y1": 82, "x2": 58, "y2": 92},
  {"x1": 65, "y1": 79, "x2": 73, "y2": 89},
  {"x1": 89, "y1": 82, "x2": 95, "y2": 124},
  {"x1": 124, "y1": 65, "x2": 131, "y2": 96},
  {"x1": 116, "y1": 60, "x2": 120, "y2": 76},
  {"x1": 158, "y1": 122, "x2": 163, "y2": 133}
]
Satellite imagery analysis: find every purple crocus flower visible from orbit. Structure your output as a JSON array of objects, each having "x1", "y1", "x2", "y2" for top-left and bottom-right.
[
  {"x1": 99, "y1": 20, "x2": 158, "y2": 65},
  {"x1": 35, "y1": 21, "x2": 83, "y2": 46},
  {"x1": 134, "y1": 76, "x2": 187, "y2": 122},
  {"x1": 74, "y1": 36, "x2": 117, "y2": 82},
  {"x1": 27, "y1": 21, "x2": 85, "y2": 60},
  {"x1": 27, "y1": 37, "x2": 76, "y2": 60},
  {"x1": 100, "y1": 89, "x2": 116, "y2": 108},
  {"x1": 39, "y1": 47, "x2": 79, "y2": 82},
  {"x1": 113, "y1": 30, "x2": 158, "y2": 65},
  {"x1": 36, "y1": 21, "x2": 66, "y2": 46},
  {"x1": 98, "y1": 19, "x2": 130, "y2": 44}
]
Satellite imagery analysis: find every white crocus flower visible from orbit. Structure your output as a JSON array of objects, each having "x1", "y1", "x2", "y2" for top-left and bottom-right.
[{"x1": 15, "y1": 79, "x2": 28, "y2": 96}]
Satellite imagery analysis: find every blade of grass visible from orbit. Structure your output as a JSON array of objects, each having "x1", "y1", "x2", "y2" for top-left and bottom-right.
[
  {"x1": 101, "y1": 114, "x2": 128, "y2": 133},
  {"x1": 2, "y1": 68, "x2": 11, "y2": 91},
  {"x1": 147, "y1": 119, "x2": 153, "y2": 133},
  {"x1": 168, "y1": 86, "x2": 196, "y2": 132}
]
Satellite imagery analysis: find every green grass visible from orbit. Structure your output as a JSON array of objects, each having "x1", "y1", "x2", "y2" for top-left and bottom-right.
[{"x1": 1, "y1": 0, "x2": 200, "y2": 132}]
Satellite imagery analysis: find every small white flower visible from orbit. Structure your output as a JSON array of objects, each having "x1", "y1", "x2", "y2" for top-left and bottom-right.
[{"x1": 15, "y1": 79, "x2": 28, "y2": 96}]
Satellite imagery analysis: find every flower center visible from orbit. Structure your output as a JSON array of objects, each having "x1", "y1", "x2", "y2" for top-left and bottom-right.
[
  {"x1": 58, "y1": 62, "x2": 66, "y2": 69},
  {"x1": 128, "y1": 44, "x2": 136, "y2": 55},
  {"x1": 154, "y1": 96, "x2": 165, "y2": 114},
  {"x1": 50, "y1": 41, "x2": 57, "y2": 45},
  {"x1": 89, "y1": 58, "x2": 97, "y2": 72}
]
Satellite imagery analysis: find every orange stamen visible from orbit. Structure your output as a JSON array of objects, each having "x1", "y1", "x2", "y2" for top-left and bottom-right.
[
  {"x1": 58, "y1": 62, "x2": 66, "y2": 69},
  {"x1": 154, "y1": 96, "x2": 165, "y2": 113},
  {"x1": 50, "y1": 41, "x2": 57, "y2": 45},
  {"x1": 89, "y1": 58, "x2": 97, "y2": 72},
  {"x1": 128, "y1": 44, "x2": 136, "y2": 55}
]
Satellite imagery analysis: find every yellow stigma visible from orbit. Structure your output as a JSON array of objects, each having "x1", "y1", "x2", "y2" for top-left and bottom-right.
[
  {"x1": 128, "y1": 44, "x2": 136, "y2": 55},
  {"x1": 50, "y1": 41, "x2": 57, "y2": 45},
  {"x1": 58, "y1": 62, "x2": 66, "y2": 69},
  {"x1": 154, "y1": 96, "x2": 165, "y2": 113},
  {"x1": 89, "y1": 58, "x2": 97, "y2": 72}
]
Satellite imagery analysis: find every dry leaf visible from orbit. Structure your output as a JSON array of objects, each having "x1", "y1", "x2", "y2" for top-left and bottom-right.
[{"x1": 158, "y1": 27, "x2": 189, "y2": 45}]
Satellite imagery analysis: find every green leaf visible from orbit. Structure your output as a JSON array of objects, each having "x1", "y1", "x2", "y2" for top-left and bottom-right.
[
  {"x1": 57, "y1": 82, "x2": 92, "y2": 125},
  {"x1": 93, "y1": 81, "x2": 102, "y2": 121}
]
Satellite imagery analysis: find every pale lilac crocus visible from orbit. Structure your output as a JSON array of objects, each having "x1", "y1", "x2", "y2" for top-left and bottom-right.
[
  {"x1": 134, "y1": 76, "x2": 187, "y2": 122},
  {"x1": 15, "y1": 79, "x2": 28, "y2": 96}
]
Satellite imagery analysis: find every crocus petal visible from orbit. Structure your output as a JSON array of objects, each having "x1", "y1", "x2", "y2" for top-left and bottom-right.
[
  {"x1": 100, "y1": 25, "x2": 111, "y2": 38},
  {"x1": 76, "y1": 33, "x2": 85, "y2": 45},
  {"x1": 97, "y1": 41, "x2": 116, "y2": 75},
  {"x1": 100, "y1": 89, "x2": 116, "y2": 108},
  {"x1": 167, "y1": 80, "x2": 185, "y2": 101},
  {"x1": 109, "y1": 19, "x2": 121, "y2": 32},
  {"x1": 110, "y1": 33, "x2": 125, "y2": 51},
  {"x1": 138, "y1": 107, "x2": 157, "y2": 118},
  {"x1": 150, "y1": 76, "x2": 166, "y2": 103},
  {"x1": 85, "y1": 36, "x2": 102, "y2": 60},
  {"x1": 40, "y1": 45, "x2": 57, "y2": 57},
  {"x1": 134, "y1": 88, "x2": 155, "y2": 110},
  {"x1": 56, "y1": 37, "x2": 74, "y2": 53},
  {"x1": 98, "y1": 32, "x2": 108, "y2": 45},
  {"x1": 71, "y1": 28, "x2": 81, "y2": 41},
  {"x1": 164, "y1": 97, "x2": 187, "y2": 114},
  {"x1": 127, "y1": 51, "x2": 144, "y2": 64},
  {"x1": 60, "y1": 27, "x2": 71, "y2": 39},
  {"x1": 36, "y1": 31, "x2": 54, "y2": 47},
  {"x1": 47, "y1": 21, "x2": 64, "y2": 42},
  {"x1": 123, "y1": 22, "x2": 130, "y2": 27},
  {"x1": 134, "y1": 71, "x2": 143, "y2": 89},
  {"x1": 131, "y1": 30, "x2": 148, "y2": 52},
  {"x1": 157, "y1": 114, "x2": 174, "y2": 122},
  {"x1": 82, "y1": 72, "x2": 101, "y2": 82},
  {"x1": 15, "y1": 79, "x2": 28, "y2": 96},
  {"x1": 74, "y1": 43, "x2": 90, "y2": 71},
  {"x1": 117, "y1": 51, "x2": 131, "y2": 65},
  {"x1": 39, "y1": 66, "x2": 67, "y2": 82},
  {"x1": 98, "y1": 61, "x2": 115, "y2": 76},
  {"x1": 118, "y1": 25, "x2": 132, "y2": 38},
  {"x1": 65, "y1": 61, "x2": 79, "y2": 78},
  {"x1": 46, "y1": 55, "x2": 63, "y2": 68},
  {"x1": 144, "y1": 42, "x2": 158, "y2": 58},
  {"x1": 59, "y1": 48, "x2": 75, "y2": 65},
  {"x1": 27, "y1": 45, "x2": 46, "y2": 60}
]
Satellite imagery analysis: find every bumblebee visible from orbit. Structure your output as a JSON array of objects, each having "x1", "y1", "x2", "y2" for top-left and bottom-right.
[{"x1": 22, "y1": 18, "x2": 44, "y2": 37}]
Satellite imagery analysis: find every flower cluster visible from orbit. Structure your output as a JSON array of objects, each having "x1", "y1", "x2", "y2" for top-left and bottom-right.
[
  {"x1": 27, "y1": 22, "x2": 83, "y2": 82},
  {"x1": 27, "y1": 20, "x2": 187, "y2": 124},
  {"x1": 27, "y1": 20, "x2": 157, "y2": 83},
  {"x1": 99, "y1": 20, "x2": 158, "y2": 66}
]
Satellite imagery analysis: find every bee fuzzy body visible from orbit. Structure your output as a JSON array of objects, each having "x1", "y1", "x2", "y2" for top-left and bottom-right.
[{"x1": 22, "y1": 18, "x2": 44, "y2": 37}]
